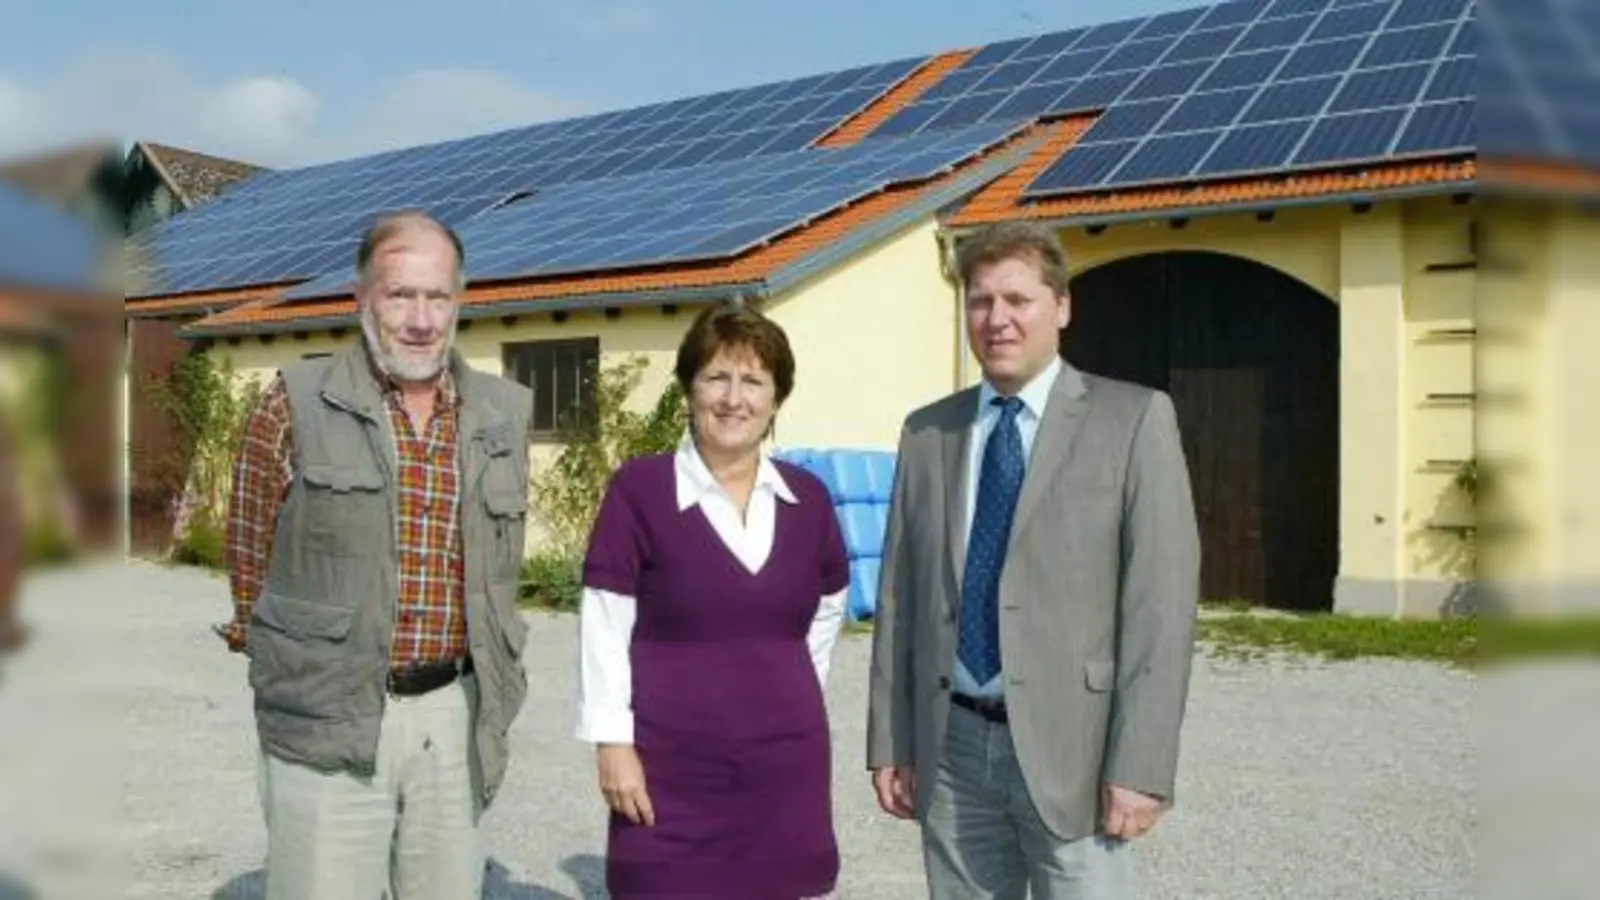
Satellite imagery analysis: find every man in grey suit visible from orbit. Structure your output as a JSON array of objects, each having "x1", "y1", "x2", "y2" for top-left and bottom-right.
[{"x1": 867, "y1": 221, "x2": 1200, "y2": 899}]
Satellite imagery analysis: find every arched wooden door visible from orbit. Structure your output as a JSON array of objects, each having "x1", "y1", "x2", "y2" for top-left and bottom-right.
[{"x1": 1064, "y1": 251, "x2": 1339, "y2": 611}]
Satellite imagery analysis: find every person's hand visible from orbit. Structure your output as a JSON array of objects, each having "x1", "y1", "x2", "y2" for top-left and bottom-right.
[
  {"x1": 215, "y1": 620, "x2": 248, "y2": 654},
  {"x1": 871, "y1": 765, "x2": 917, "y2": 819},
  {"x1": 1102, "y1": 783, "x2": 1165, "y2": 840},
  {"x1": 598, "y1": 744, "x2": 655, "y2": 826}
]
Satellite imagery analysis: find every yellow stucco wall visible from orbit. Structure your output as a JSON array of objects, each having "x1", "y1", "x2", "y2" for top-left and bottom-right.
[
  {"x1": 215, "y1": 219, "x2": 957, "y2": 457},
  {"x1": 1477, "y1": 204, "x2": 1600, "y2": 613},
  {"x1": 761, "y1": 218, "x2": 958, "y2": 450}
]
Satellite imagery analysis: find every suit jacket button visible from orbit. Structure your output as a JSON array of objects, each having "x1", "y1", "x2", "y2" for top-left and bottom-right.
[{"x1": 937, "y1": 676, "x2": 951, "y2": 690}]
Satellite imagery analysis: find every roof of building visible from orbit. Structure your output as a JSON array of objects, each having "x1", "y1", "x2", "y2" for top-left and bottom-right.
[
  {"x1": 132, "y1": 141, "x2": 267, "y2": 207},
  {"x1": 124, "y1": 0, "x2": 1592, "y2": 336}
]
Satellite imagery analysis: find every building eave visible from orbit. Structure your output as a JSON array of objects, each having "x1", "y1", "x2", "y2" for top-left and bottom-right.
[
  {"x1": 178, "y1": 281, "x2": 763, "y2": 340},
  {"x1": 943, "y1": 177, "x2": 1477, "y2": 235}
]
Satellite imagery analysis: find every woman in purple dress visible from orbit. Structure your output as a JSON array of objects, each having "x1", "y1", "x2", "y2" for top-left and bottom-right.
[{"x1": 576, "y1": 306, "x2": 851, "y2": 899}]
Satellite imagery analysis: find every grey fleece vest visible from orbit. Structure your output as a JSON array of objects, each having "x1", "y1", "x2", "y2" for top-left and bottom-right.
[{"x1": 245, "y1": 344, "x2": 533, "y2": 809}]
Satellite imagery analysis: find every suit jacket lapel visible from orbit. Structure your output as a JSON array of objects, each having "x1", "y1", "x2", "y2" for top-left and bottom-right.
[
  {"x1": 942, "y1": 387, "x2": 978, "y2": 588},
  {"x1": 1009, "y1": 364, "x2": 1090, "y2": 542}
]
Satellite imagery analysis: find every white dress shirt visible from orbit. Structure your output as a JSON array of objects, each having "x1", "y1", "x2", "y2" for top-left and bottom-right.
[
  {"x1": 575, "y1": 436, "x2": 851, "y2": 745},
  {"x1": 955, "y1": 355, "x2": 1062, "y2": 700}
]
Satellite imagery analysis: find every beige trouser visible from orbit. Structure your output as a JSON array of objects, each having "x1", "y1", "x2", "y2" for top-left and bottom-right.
[{"x1": 257, "y1": 675, "x2": 485, "y2": 900}]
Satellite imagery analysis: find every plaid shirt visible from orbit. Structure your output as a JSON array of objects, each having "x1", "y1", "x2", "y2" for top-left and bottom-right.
[{"x1": 222, "y1": 357, "x2": 468, "y2": 669}]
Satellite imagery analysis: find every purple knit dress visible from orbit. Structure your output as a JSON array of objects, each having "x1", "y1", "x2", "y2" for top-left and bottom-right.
[{"x1": 583, "y1": 453, "x2": 850, "y2": 899}]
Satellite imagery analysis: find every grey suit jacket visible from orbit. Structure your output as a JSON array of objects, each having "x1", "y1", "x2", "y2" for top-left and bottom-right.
[{"x1": 866, "y1": 362, "x2": 1201, "y2": 841}]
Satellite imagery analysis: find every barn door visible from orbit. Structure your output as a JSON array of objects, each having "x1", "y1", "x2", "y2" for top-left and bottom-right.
[{"x1": 1064, "y1": 252, "x2": 1338, "y2": 611}]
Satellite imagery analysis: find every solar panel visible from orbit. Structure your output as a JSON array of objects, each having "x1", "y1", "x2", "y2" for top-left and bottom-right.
[
  {"x1": 1478, "y1": 0, "x2": 1600, "y2": 166},
  {"x1": 276, "y1": 119, "x2": 1028, "y2": 301},
  {"x1": 1016, "y1": 0, "x2": 1477, "y2": 198},
  {"x1": 127, "y1": 55, "x2": 929, "y2": 299}
]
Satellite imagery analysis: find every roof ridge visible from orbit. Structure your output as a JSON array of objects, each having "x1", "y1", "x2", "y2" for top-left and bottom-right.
[{"x1": 138, "y1": 141, "x2": 266, "y2": 172}]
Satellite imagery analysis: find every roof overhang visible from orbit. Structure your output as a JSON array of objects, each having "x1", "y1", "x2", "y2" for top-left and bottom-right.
[
  {"x1": 178, "y1": 281, "x2": 762, "y2": 341},
  {"x1": 944, "y1": 176, "x2": 1477, "y2": 236}
]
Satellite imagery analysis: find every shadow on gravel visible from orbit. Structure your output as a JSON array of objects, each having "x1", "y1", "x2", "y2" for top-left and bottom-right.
[
  {"x1": 211, "y1": 869, "x2": 263, "y2": 899},
  {"x1": 209, "y1": 856, "x2": 608, "y2": 899},
  {"x1": 485, "y1": 855, "x2": 607, "y2": 899},
  {"x1": 0, "y1": 873, "x2": 37, "y2": 900}
]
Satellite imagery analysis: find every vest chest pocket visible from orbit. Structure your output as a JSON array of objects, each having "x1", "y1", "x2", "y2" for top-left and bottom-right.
[
  {"x1": 299, "y1": 463, "x2": 387, "y2": 554},
  {"x1": 480, "y1": 458, "x2": 528, "y2": 582}
]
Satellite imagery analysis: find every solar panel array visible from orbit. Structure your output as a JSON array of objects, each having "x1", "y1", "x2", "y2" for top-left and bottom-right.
[
  {"x1": 1022, "y1": 0, "x2": 1475, "y2": 195},
  {"x1": 1478, "y1": 0, "x2": 1600, "y2": 166},
  {"x1": 127, "y1": 56, "x2": 925, "y2": 298},
  {"x1": 281, "y1": 119, "x2": 1026, "y2": 299},
  {"x1": 862, "y1": 0, "x2": 1476, "y2": 197}
]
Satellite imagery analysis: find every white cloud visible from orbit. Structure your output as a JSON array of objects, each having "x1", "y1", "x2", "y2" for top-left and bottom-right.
[
  {"x1": 0, "y1": 52, "x2": 587, "y2": 170},
  {"x1": 580, "y1": 2, "x2": 658, "y2": 35}
]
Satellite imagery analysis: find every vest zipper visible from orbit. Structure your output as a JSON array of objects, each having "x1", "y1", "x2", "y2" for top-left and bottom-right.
[{"x1": 323, "y1": 390, "x2": 398, "y2": 766}]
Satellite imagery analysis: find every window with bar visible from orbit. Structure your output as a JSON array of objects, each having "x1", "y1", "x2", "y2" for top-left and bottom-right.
[{"x1": 502, "y1": 338, "x2": 599, "y2": 442}]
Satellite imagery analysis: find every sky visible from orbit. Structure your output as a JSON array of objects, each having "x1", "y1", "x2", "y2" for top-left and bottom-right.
[{"x1": 0, "y1": 0, "x2": 1200, "y2": 170}]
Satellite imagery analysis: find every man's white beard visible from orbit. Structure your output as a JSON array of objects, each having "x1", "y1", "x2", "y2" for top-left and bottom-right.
[{"x1": 361, "y1": 310, "x2": 457, "y2": 383}]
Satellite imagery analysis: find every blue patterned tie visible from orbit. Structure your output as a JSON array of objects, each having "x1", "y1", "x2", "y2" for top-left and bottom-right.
[{"x1": 957, "y1": 396, "x2": 1026, "y2": 686}]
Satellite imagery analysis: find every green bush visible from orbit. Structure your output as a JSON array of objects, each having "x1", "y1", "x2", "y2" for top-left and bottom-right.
[
  {"x1": 520, "y1": 354, "x2": 685, "y2": 613},
  {"x1": 138, "y1": 351, "x2": 263, "y2": 566},
  {"x1": 171, "y1": 517, "x2": 226, "y2": 570},
  {"x1": 519, "y1": 551, "x2": 582, "y2": 612},
  {"x1": 529, "y1": 354, "x2": 685, "y2": 559},
  {"x1": 24, "y1": 517, "x2": 75, "y2": 567}
]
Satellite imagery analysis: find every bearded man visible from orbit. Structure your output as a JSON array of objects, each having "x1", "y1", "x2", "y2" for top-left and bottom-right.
[{"x1": 219, "y1": 211, "x2": 534, "y2": 900}]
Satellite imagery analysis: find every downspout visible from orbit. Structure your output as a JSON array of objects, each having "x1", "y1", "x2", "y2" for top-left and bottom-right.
[
  {"x1": 121, "y1": 320, "x2": 133, "y2": 558},
  {"x1": 938, "y1": 229, "x2": 968, "y2": 391}
]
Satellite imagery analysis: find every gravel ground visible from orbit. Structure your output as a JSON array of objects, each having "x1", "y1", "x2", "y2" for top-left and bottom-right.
[{"x1": 0, "y1": 560, "x2": 1474, "y2": 899}]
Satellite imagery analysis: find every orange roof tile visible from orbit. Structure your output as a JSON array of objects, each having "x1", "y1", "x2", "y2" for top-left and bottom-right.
[
  {"x1": 1479, "y1": 156, "x2": 1600, "y2": 195},
  {"x1": 947, "y1": 118, "x2": 1476, "y2": 226},
  {"x1": 125, "y1": 282, "x2": 294, "y2": 316},
  {"x1": 814, "y1": 50, "x2": 976, "y2": 149},
  {"x1": 189, "y1": 129, "x2": 1042, "y2": 334}
]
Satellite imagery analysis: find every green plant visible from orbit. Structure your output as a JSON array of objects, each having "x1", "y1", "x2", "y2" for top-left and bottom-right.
[
  {"x1": 1197, "y1": 613, "x2": 1480, "y2": 668},
  {"x1": 519, "y1": 550, "x2": 582, "y2": 611},
  {"x1": 139, "y1": 352, "x2": 263, "y2": 561},
  {"x1": 528, "y1": 354, "x2": 686, "y2": 559},
  {"x1": 24, "y1": 517, "x2": 74, "y2": 567},
  {"x1": 170, "y1": 517, "x2": 227, "y2": 570}
]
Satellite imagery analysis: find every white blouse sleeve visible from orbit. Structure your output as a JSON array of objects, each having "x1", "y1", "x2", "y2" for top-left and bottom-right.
[
  {"x1": 807, "y1": 587, "x2": 849, "y2": 688},
  {"x1": 576, "y1": 586, "x2": 637, "y2": 745}
]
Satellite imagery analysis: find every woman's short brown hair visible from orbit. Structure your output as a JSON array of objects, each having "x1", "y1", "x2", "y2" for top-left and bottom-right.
[{"x1": 674, "y1": 304, "x2": 796, "y2": 404}]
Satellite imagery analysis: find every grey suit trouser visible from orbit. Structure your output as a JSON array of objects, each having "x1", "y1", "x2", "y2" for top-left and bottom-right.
[{"x1": 922, "y1": 705, "x2": 1131, "y2": 900}]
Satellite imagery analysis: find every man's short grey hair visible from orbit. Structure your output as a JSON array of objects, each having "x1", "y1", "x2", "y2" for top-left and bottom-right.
[
  {"x1": 354, "y1": 210, "x2": 467, "y2": 292},
  {"x1": 955, "y1": 220, "x2": 1071, "y2": 297}
]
